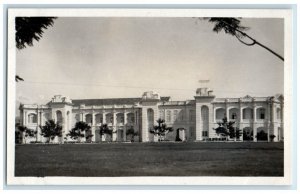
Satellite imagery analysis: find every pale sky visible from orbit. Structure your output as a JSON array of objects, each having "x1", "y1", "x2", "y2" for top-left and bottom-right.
[{"x1": 16, "y1": 17, "x2": 284, "y2": 105}]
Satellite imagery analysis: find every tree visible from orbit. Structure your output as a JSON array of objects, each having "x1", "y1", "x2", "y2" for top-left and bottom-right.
[
  {"x1": 16, "y1": 17, "x2": 57, "y2": 49},
  {"x1": 16, "y1": 125, "x2": 37, "y2": 144},
  {"x1": 257, "y1": 130, "x2": 268, "y2": 141},
  {"x1": 214, "y1": 117, "x2": 242, "y2": 141},
  {"x1": 150, "y1": 119, "x2": 173, "y2": 142},
  {"x1": 15, "y1": 125, "x2": 37, "y2": 144},
  {"x1": 40, "y1": 119, "x2": 62, "y2": 143},
  {"x1": 15, "y1": 17, "x2": 57, "y2": 81},
  {"x1": 98, "y1": 124, "x2": 112, "y2": 142},
  {"x1": 205, "y1": 17, "x2": 284, "y2": 61},
  {"x1": 126, "y1": 127, "x2": 139, "y2": 142},
  {"x1": 66, "y1": 121, "x2": 93, "y2": 143}
]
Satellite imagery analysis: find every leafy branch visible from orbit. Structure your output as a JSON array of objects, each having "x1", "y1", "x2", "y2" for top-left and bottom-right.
[{"x1": 206, "y1": 17, "x2": 284, "y2": 61}]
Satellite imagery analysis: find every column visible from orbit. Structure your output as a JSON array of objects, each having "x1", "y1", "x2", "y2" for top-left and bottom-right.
[
  {"x1": 92, "y1": 113, "x2": 96, "y2": 142},
  {"x1": 280, "y1": 102, "x2": 284, "y2": 141},
  {"x1": 213, "y1": 108, "x2": 216, "y2": 123},
  {"x1": 239, "y1": 106, "x2": 243, "y2": 141},
  {"x1": 239, "y1": 107, "x2": 243, "y2": 123},
  {"x1": 123, "y1": 112, "x2": 127, "y2": 141},
  {"x1": 39, "y1": 111, "x2": 43, "y2": 142},
  {"x1": 225, "y1": 99, "x2": 228, "y2": 119},
  {"x1": 36, "y1": 108, "x2": 40, "y2": 142},
  {"x1": 271, "y1": 100, "x2": 276, "y2": 142},
  {"x1": 24, "y1": 111, "x2": 27, "y2": 126},
  {"x1": 135, "y1": 110, "x2": 140, "y2": 142},
  {"x1": 102, "y1": 112, "x2": 106, "y2": 124},
  {"x1": 80, "y1": 112, "x2": 83, "y2": 122},
  {"x1": 253, "y1": 107, "x2": 257, "y2": 122},
  {"x1": 226, "y1": 108, "x2": 230, "y2": 120},
  {"x1": 124, "y1": 112, "x2": 127, "y2": 125},
  {"x1": 36, "y1": 110, "x2": 41, "y2": 142},
  {"x1": 112, "y1": 112, "x2": 117, "y2": 141},
  {"x1": 195, "y1": 104, "x2": 201, "y2": 141},
  {"x1": 253, "y1": 106, "x2": 257, "y2": 142},
  {"x1": 82, "y1": 113, "x2": 85, "y2": 122},
  {"x1": 141, "y1": 108, "x2": 148, "y2": 142},
  {"x1": 22, "y1": 110, "x2": 26, "y2": 126}
]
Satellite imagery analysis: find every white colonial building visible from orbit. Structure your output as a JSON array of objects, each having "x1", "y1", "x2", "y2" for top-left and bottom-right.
[{"x1": 19, "y1": 88, "x2": 284, "y2": 143}]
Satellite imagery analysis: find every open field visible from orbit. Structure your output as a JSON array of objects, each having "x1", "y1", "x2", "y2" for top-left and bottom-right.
[{"x1": 15, "y1": 142, "x2": 283, "y2": 177}]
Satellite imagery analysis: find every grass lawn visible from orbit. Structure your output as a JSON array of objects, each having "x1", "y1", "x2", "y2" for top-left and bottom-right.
[{"x1": 15, "y1": 142, "x2": 283, "y2": 177}]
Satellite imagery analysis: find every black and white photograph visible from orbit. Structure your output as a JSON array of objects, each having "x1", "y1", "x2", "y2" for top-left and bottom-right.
[{"x1": 6, "y1": 8, "x2": 293, "y2": 185}]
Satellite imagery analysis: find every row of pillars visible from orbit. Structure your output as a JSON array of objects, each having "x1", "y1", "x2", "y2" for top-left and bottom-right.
[{"x1": 78, "y1": 111, "x2": 135, "y2": 126}]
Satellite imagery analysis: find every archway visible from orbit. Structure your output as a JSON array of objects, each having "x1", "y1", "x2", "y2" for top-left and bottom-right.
[
  {"x1": 243, "y1": 127, "x2": 253, "y2": 141},
  {"x1": 175, "y1": 128, "x2": 186, "y2": 141},
  {"x1": 257, "y1": 127, "x2": 268, "y2": 141}
]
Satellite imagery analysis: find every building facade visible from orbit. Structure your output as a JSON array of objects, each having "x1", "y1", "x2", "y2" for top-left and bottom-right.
[{"x1": 19, "y1": 88, "x2": 284, "y2": 143}]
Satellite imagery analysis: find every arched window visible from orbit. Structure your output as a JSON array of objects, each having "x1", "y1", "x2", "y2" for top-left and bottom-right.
[
  {"x1": 95, "y1": 114, "x2": 103, "y2": 124},
  {"x1": 229, "y1": 108, "x2": 239, "y2": 120},
  {"x1": 85, "y1": 114, "x2": 92, "y2": 125},
  {"x1": 256, "y1": 108, "x2": 266, "y2": 120},
  {"x1": 28, "y1": 113, "x2": 37, "y2": 123},
  {"x1": 216, "y1": 108, "x2": 225, "y2": 120},
  {"x1": 106, "y1": 113, "x2": 113, "y2": 124},
  {"x1": 243, "y1": 108, "x2": 253, "y2": 119},
  {"x1": 147, "y1": 109, "x2": 154, "y2": 129},
  {"x1": 201, "y1": 106, "x2": 209, "y2": 135},
  {"x1": 116, "y1": 113, "x2": 124, "y2": 124},
  {"x1": 56, "y1": 110, "x2": 63, "y2": 124}
]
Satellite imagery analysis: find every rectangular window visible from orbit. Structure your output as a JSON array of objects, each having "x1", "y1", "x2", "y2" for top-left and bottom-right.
[
  {"x1": 159, "y1": 110, "x2": 164, "y2": 119},
  {"x1": 276, "y1": 109, "x2": 281, "y2": 120},
  {"x1": 260, "y1": 113, "x2": 265, "y2": 119},
  {"x1": 231, "y1": 113, "x2": 237, "y2": 119},
  {"x1": 166, "y1": 110, "x2": 171, "y2": 122},
  {"x1": 202, "y1": 131, "x2": 208, "y2": 137}
]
